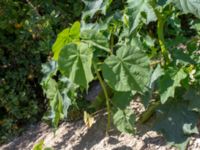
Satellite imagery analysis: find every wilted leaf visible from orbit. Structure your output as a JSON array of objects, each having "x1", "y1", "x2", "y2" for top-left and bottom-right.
[{"x1": 84, "y1": 111, "x2": 95, "y2": 128}]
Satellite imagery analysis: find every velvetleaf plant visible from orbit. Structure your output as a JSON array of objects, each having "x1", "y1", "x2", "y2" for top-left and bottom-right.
[{"x1": 42, "y1": 0, "x2": 200, "y2": 149}]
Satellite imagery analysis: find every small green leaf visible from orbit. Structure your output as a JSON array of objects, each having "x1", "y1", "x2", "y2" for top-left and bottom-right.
[
  {"x1": 33, "y1": 140, "x2": 44, "y2": 150},
  {"x1": 113, "y1": 108, "x2": 135, "y2": 133},
  {"x1": 159, "y1": 68, "x2": 187, "y2": 104},
  {"x1": 52, "y1": 21, "x2": 80, "y2": 60},
  {"x1": 127, "y1": 0, "x2": 157, "y2": 32},
  {"x1": 58, "y1": 43, "x2": 94, "y2": 89},
  {"x1": 102, "y1": 44, "x2": 150, "y2": 92}
]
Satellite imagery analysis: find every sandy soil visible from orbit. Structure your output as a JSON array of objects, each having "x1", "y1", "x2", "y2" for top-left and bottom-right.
[{"x1": 1, "y1": 101, "x2": 200, "y2": 150}]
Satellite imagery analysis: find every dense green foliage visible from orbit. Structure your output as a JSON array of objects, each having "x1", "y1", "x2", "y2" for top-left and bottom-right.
[
  {"x1": 43, "y1": 0, "x2": 200, "y2": 149},
  {"x1": 1, "y1": 0, "x2": 200, "y2": 149},
  {"x1": 0, "y1": 0, "x2": 82, "y2": 143}
]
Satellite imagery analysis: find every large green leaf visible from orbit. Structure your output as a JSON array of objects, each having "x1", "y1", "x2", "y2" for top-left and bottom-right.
[
  {"x1": 82, "y1": 0, "x2": 112, "y2": 20},
  {"x1": 102, "y1": 44, "x2": 150, "y2": 92},
  {"x1": 127, "y1": 0, "x2": 157, "y2": 32},
  {"x1": 171, "y1": 0, "x2": 200, "y2": 18},
  {"x1": 52, "y1": 21, "x2": 80, "y2": 60},
  {"x1": 113, "y1": 108, "x2": 135, "y2": 133},
  {"x1": 58, "y1": 43, "x2": 94, "y2": 89},
  {"x1": 154, "y1": 99, "x2": 198, "y2": 149},
  {"x1": 159, "y1": 68, "x2": 187, "y2": 104}
]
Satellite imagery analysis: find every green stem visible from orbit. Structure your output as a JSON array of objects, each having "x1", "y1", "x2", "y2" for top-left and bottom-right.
[
  {"x1": 93, "y1": 62, "x2": 111, "y2": 133},
  {"x1": 138, "y1": 101, "x2": 161, "y2": 124},
  {"x1": 157, "y1": 13, "x2": 170, "y2": 65},
  {"x1": 110, "y1": 33, "x2": 114, "y2": 54}
]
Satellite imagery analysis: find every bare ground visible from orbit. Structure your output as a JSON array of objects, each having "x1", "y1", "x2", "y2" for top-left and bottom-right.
[{"x1": 1, "y1": 101, "x2": 200, "y2": 150}]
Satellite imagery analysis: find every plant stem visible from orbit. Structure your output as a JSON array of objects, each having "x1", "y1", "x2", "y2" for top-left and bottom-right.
[
  {"x1": 138, "y1": 101, "x2": 161, "y2": 123},
  {"x1": 93, "y1": 62, "x2": 111, "y2": 134},
  {"x1": 157, "y1": 13, "x2": 170, "y2": 65},
  {"x1": 110, "y1": 33, "x2": 114, "y2": 54}
]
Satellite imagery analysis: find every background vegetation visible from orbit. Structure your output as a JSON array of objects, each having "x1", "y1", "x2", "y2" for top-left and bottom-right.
[
  {"x1": 1, "y1": 1, "x2": 200, "y2": 150},
  {"x1": 0, "y1": 0, "x2": 82, "y2": 143}
]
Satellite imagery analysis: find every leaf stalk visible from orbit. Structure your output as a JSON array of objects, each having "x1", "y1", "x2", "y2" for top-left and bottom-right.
[
  {"x1": 93, "y1": 62, "x2": 111, "y2": 134},
  {"x1": 157, "y1": 13, "x2": 170, "y2": 65}
]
